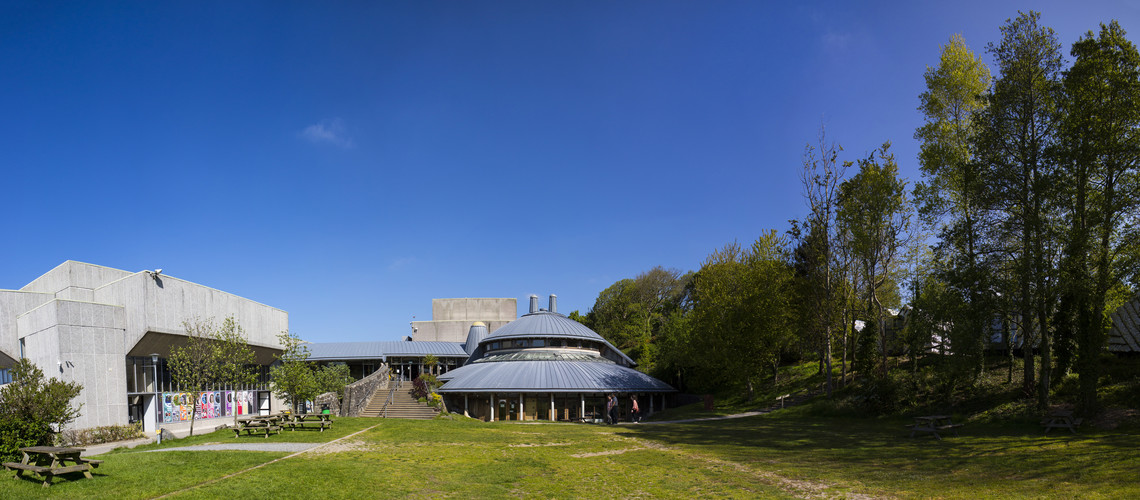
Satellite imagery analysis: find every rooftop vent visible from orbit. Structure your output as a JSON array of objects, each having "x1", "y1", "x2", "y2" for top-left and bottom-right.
[
  {"x1": 529, "y1": 294, "x2": 539, "y2": 314},
  {"x1": 549, "y1": 294, "x2": 557, "y2": 313}
]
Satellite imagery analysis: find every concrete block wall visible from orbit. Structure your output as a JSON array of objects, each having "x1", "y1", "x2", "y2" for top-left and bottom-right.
[
  {"x1": 93, "y1": 272, "x2": 287, "y2": 353},
  {"x1": 21, "y1": 261, "x2": 133, "y2": 303},
  {"x1": 414, "y1": 298, "x2": 517, "y2": 342},
  {"x1": 413, "y1": 320, "x2": 513, "y2": 343},
  {"x1": 432, "y1": 298, "x2": 516, "y2": 321},
  {"x1": 15, "y1": 299, "x2": 127, "y2": 430},
  {"x1": 0, "y1": 290, "x2": 55, "y2": 364}
]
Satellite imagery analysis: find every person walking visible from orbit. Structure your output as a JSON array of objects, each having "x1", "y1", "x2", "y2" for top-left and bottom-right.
[
  {"x1": 605, "y1": 394, "x2": 616, "y2": 424},
  {"x1": 630, "y1": 395, "x2": 640, "y2": 423}
]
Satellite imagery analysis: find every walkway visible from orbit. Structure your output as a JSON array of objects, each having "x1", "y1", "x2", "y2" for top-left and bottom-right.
[{"x1": 142, "y1": 442, "x2": 319, "y2": 453}]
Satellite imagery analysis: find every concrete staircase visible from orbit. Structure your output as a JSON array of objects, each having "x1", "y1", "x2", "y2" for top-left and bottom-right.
[
  {"x1": 358, "y1": 384, "x2": 388, "y2": 418},
  {"x1": 383, "y1": 388, "x2": 440, "y2": 420}
]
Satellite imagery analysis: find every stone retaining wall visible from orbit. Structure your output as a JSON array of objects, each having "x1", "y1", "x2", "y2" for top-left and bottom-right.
[{"x1": 342, "y1": 364, "x2": 389, "y2": 417}]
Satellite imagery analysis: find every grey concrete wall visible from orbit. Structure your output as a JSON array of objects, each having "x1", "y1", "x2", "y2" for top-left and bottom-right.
[
  {"x1": 413, "y1": 320, "x2": 512, "y2": 343},
  {"x1": 415, "y1": 298, "x2": 517, "y2": 342},
  {"x1": 93, "y1": 272, "x2": 287, "y2": 353},
  {"x1": 15, "y1": 299, "x2": 127, "y2": 430},
  {"x1": 0, "y1": 289, "x2": 55, "y2": 365},
  {"x1": 21, "y1": 261, "x2": 133, "y2": 301},
  {"x1": 432, "y1": 298, "x2": 516, "y2": 321}
]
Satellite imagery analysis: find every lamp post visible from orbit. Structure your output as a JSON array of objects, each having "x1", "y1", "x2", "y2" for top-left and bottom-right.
[{"x1": 150, "y1": 353, "x2": 160, "y2": 435}]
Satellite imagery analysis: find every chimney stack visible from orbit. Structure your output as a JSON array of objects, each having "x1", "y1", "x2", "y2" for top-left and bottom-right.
[
  {"x1": 529, "y1": 295, "x2": 539, "y2": 314},
  {"x1": 549, "y1": 294, "x2": 557, "y2": 313}
]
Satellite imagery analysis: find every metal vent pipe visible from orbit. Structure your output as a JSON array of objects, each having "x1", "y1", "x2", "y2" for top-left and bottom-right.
[
  {"x1": 529, "y1": 295, "x2": 539, "y2": 314},
  {"x1": 549, "y1": 294, "x2": 557, "y2": 313}
]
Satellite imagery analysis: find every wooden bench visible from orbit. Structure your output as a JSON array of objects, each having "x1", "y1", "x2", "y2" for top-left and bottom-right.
[
  {"x1": 4, "y1": 446, "x2": 98, "y2": 487},
  {"x1": 1041, "y1": 415, "x2": 1083, "y2": 434},
  {"x1": 232, "y1": 425, "x2": 281, "y2": 438},
  {"x1": 907, "y1": 416, "x2": 962, "y2": 440},
  {"x1": 286, "y1": 421, "x2": 331, "y2": 432}
]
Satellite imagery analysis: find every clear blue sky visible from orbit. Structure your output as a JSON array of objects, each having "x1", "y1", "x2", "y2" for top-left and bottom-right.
[{"x1": 3, "y1": 1, "x2": 1137, "y2": 342}]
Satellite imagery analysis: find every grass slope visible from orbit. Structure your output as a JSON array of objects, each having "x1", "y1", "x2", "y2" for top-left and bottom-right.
[{"x1": 0, "y1": 413, "x2": 1135, "y2": 499}]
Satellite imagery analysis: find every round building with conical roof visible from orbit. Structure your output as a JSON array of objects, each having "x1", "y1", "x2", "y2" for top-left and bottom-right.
[{"x1": 438, "y1": 294, "x2": 674, "y2": 422}]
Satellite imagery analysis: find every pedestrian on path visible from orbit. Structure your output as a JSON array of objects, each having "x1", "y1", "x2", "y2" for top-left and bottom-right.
[
  {"x1": 606, "y1": 394, "x2": 617, "y2": 424},
  {"x1": 630, "y1": 395, "x2": 640, "y2": 423}
]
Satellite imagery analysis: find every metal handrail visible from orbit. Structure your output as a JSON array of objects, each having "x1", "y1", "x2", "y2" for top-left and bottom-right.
[{"x1": 382, "y1": 376, "x2": 401, "y2": 418}]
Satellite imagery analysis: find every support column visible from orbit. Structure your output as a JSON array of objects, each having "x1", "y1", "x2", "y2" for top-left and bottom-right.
[
  {"x1": 550, "y1": 394, "x2": 555, "y2": 421},
  {"x1": 490, "y1": 393, "x2": 495, "y2": 422},
  {"x1": 519, "y1": 394, "x2": 524, "y2": 421},
  {"x1": 464, "y1": 394, "x2": 469, "y2": 416},
  {"x1": 580, "y1": 394, "x2": 585, "y2": 422}
]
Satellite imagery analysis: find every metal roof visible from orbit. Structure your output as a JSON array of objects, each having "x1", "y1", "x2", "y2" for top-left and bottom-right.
[
  {"x1": 437, "y1": 359, "x2": 675, "y2": 393},
  {"x1": 476, "y1": 311, "x2": 636, "y2": 366},
  {"x1": 307, "y1": 341, "x2": 469, "y2": 361},
  {"x1": 483, "y1": 311, "x2": 604, "y2": 342}
]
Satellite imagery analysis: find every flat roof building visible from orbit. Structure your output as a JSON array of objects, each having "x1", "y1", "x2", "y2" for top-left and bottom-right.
[{"x1": 0, "y1": 261, "x2": 287, "y2": 432}]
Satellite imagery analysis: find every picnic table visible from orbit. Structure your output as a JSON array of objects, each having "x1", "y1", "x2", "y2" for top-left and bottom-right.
[
  {"x1": 232, "y1": 414, "x2": 284, "y2": 438},
  {"x1": 284, "y1": 413, "x2": 333, "y2": 432},
  {"x1": 906, "y1": 415, "x2": 963, "y2": 440},
  {"x1": 3, "y1": 446, "x2": 102, "y2": 487},
  {"x1": 1041, "y1": 410, "x2": 1083, "y2": 435}
]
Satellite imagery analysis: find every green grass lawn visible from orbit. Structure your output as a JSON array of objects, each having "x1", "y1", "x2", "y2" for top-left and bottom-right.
[{"x1": 1, "y1": 414, "x2": 1135, "y2": 499}]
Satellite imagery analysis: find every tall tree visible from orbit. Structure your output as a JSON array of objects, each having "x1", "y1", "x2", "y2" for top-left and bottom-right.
[
  {"x1": 169, "y1": 317, "x2": 258, "y2": 434},
  {"x1": 689, "y1": 231, "x2": 795, "y2": 398},
  {"x1": 1058, "y1": 20, "x2": 1140, "y2": 415},
  {"x1": 587, "y1": 268, "x2": 691, "y2": 375},
  {"x1": 213, "y1": 317, "x2": 258, "y2": 426},
  {"x1": 915, "y1": 33, "x2": 994, "y2": 380},
  {"x1": 837, "y1": 142, "x2": 912, "y2": 378},
  {"x1": 977, "y1": 11, "x2": 1064, "y2": 408},
  {"x1": 795, "y1": 125, "x2": 849, "y2": 395},
  {"x1": 270, "y1": 331, "x2": 316, "y2": 413},
  {"x1": 169, "y1": 319, "x2": 216, "y2": 437}
]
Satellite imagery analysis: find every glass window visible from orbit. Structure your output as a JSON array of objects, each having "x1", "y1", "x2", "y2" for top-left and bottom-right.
[{"x1": 533, "y1": 339, "x2": 545, "y2": 347}]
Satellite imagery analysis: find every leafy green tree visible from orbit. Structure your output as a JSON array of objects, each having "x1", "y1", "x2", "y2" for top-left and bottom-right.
[
  {"x1": 586, "y1": 268, "x2": 692, "y2": 375},
  {"x1": 270, "y1": 331, "x2": 316, "y2": 413},
  {"x1": 915, "y1": 33, "x2": 994, "y2": 380},
  {"x1": 976, "y1": 11, "x2": 1064, "y2": 407},
  {"x1": 1057, "y1": 20, "x2": 1140, "y2": 415},
  {"x1": 837, "y1": 142, "x2": 912, "y2": 378},
  {"x1": 0, "y1": 359, "x2": 83, "y2": 462},
  {"x1": 689, "y1": 231, "x2": 795, "y2": 399},
  {"x1": 315, "y1": 363, "x2": 354, "y2": 404},
  {"x1": 169, "y1": 317, "x2": 258, "y2": 433},
  {"x1": 214, "y1": 317, "x2": 258, "y2": 425},
  {"x1": 794, "y1": 125, "x2": 849, "y2": 395},
  {"x1": 423, "y1": 354, "x2": 439, "y2": 376}
]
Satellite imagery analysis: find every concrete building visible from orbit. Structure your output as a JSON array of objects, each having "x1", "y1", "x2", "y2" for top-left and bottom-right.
[
  {"x1": 0, "y1": 261, "x2": 287, "y2": 432},
  {"x1": 438, "y1": 294, "x2": 674, "y2": 422},
  {"x1": 410, "y1": 298, "x2": 516, "y2": 342}
]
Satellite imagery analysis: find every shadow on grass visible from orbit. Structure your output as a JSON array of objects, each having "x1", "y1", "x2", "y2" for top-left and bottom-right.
[{"x1": 620, "y1": 410, "x2": 1140, "y2": 496}]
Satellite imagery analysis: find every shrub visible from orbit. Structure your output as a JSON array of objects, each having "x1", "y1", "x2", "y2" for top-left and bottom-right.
[
  {"x1": 0, "y1": 415, "x2": 53, "y2": 463},
  {"x1": 58, "y1": 422, "x2": 145, "y2": 447},
  {"x1": 412, "y1": 376, "x2": 436, "y2": 400}
]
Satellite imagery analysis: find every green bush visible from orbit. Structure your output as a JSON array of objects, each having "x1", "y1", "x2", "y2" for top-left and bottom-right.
[
  {"x1": 0, "y1": 415, "x2": 53, "y2": 463},
  {"x1": 58, "y1": 422, "x2": 146, "y2": 447}
]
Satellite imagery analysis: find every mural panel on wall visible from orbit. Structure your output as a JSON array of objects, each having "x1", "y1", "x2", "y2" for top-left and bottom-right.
[{"x1": 162, "y1": 390, "x2": 257, "y2": 422}]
